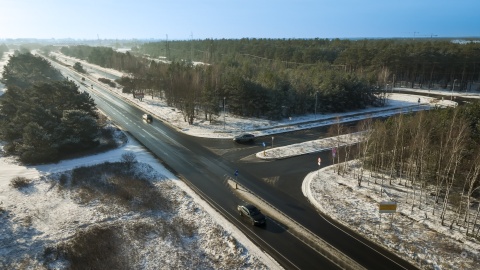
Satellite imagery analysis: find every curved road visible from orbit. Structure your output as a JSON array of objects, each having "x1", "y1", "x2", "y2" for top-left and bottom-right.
[{"x1": 51, "y1": 58, "x2": 417, "y2": 270}]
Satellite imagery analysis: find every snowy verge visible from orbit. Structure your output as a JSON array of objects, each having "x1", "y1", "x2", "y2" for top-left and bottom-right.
[{"x1": 303, "y1": 162, "x2": 480, "y2": 270}]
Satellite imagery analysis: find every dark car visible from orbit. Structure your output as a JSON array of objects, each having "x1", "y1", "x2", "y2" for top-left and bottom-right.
[
  {"x1": 233, "y1": 133, "x2": 255, "y2": 143},
  {"x1": 142, "y1": 114, "x2": 153, "y2": 123},
  {"x1": 237, "y1": 204, "x2": 266, "y2": 226}
]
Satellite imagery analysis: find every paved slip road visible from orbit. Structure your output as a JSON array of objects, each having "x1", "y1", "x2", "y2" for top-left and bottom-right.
[{"x1": 50, "y1": 58, "x2": 417, "y2": 270}]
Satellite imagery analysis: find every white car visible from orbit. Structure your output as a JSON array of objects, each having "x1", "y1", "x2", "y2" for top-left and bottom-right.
[{"x1": 233, "y1": 133, "x2": 255, "y2": 143}]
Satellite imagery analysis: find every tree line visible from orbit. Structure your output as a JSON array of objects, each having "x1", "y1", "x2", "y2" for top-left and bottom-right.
[
  {"x1": 137, "y1": 38, "x2": 480, "y2": 91},
  {"x1": 60, "y1": 45, "x2": 147, "y2": 74},
  {"x1": 0, "y1": 52, "x2": 100, "y2": 164}
]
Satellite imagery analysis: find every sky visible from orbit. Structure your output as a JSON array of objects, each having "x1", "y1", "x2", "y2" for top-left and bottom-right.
[{"x1": 0, "y1": 0, "x2": 479, "y2": 40}]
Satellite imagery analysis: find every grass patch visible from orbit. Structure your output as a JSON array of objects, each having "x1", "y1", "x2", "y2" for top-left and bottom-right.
[
  {"x1": 48, "y1": 218, "x2": 205, "y2": 269},
  {"x1": 10, "y1": 176, "x2": 31, "y2": 189},
  {"x1": 55, "y1": 161, "x2": 174, "y2": 212},
  {"x1": 58, "y1": 224, "x2": 130, "y2": 270}
]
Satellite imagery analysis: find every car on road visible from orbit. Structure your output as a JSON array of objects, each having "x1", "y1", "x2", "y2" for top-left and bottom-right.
[
  {"x1": 142, "y1": 114, "x2": 153, "y2": 123},
  {"x1": 233, "y1": 133, "x2": 255, "y2": 143},
  {"x1": 237, "y1": 204, "x2": 266, "y2": 226}
]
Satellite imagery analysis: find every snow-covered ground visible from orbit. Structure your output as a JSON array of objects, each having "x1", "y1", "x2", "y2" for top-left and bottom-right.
[
  {"x1": 302, "y1": 160, "x2": 480, "y2": 270},
  {"x1": 2, "y1": 50, "x2": 480, "y2": 269}
]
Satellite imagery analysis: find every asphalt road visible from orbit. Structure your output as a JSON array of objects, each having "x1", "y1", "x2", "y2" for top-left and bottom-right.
[{"x1": 50, "y1": 58, "x2": 417, "y2": 270}]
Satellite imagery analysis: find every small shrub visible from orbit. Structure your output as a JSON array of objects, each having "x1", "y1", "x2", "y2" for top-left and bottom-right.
[
  {"x1": 172, "y1": 217, "x2": 197, "y2": 238},
  {"x1": 98, "y1": 78, "x2": 116, "y2": 87},
  {"x1": 22, "y1": 215, "x2": 33, "y2": 227},
  {"x1": 10, "y1": 177, "x2": 31, "y2": 189},
  {"x1": 75, "y1": 186, "x2": 99, "y2": 204},
  {"x1": 59, "y1": 173, "x2": 69, "y2": 187},
  {"x1": 43, "y1": 245, "x2": 63, "y2": 266},
  {"x1": 121, "y1": 152, "x2": 137, "y2": 170},
  {"x1": 73, "y1": 62, "x2": 86, "y2": 73}
]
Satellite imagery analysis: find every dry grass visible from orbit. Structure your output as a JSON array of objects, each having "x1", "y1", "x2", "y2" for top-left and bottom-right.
[
  {"x1": 58, "y1": 224, "x2": 130, "y2": 270},
  {"x1": 55, "y1": 161, "x2": 174, "y2": 213},
  {"x1": 10, "y1": 176, "x2": 31, "y2": 189},
  {"x1": 39, "y1": 161, "x2": 264, "y2": 269},
  {"x1": 47, "y1": 218, "x2": 209, "y2": 269}
]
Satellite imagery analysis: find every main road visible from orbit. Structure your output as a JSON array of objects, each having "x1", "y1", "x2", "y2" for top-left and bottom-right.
[{"x1": 50, "y1": 58, "x2": 417, "y2": 270}]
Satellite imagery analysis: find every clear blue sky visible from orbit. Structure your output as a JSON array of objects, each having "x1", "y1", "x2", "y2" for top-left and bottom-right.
[{"x1": 1, "y1": 0, "x2": 478, "y2": 40}]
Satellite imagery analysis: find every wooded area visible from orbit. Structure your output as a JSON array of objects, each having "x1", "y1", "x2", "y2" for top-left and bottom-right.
[
  {"x1": 59, "y1": 43, "x2": 379, "y2": 123},
  {"x1": 0, "y1": 52, "x2": 100, "y2": 163},
  {"x1": 137, "y1": 38, "x2": 480, "y2": 91},
  {"x1": 331, "y1": 103, "x2": 480, "y2": 238}
]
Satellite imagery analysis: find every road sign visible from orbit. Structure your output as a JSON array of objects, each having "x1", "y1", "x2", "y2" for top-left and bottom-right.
[
  {"x1": 332, "y1": 147, "x2": 337, "y2": 157},
  {"x1": 379, "y1": 202, "x2": 397, "y2": 213},
  {"x1": 262, "y1": 142, "x2": 266, "y2": 147}
]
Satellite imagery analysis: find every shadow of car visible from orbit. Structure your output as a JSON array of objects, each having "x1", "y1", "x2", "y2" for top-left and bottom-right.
[
  {"x1": 233, "y1": 133, "x2": 255, "y2": 143},
  {"x1": 237, "y1": 204, "x2": 266, "y2": 226}
]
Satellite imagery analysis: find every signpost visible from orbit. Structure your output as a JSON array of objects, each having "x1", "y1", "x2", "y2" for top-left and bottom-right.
[
  {"x1": 332, "y1": 148, "x2": 337, "y2": 172},
  {"x1": 134, "y1": 92, "x2": 145, "y2": 101},
  {"x1": 234, "y1": 169, "x2": 239, "y2": 189},
  {"x1": 379, "y1": 201, "x2": 397, "y2": 228},
  {"x1": 262, "y1": 142, "x2": 266, "y2": 156},
  {"x1": 317, "y1": 157, "x2": 321, "y2": 177},
  {"x1": 379, "y1": 202, "x2": 397, "y2": 213}
]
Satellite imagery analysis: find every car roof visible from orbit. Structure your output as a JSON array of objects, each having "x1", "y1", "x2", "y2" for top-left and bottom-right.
[{"x1": 242, "y1": 204, "x2": 258, "y2": 211}]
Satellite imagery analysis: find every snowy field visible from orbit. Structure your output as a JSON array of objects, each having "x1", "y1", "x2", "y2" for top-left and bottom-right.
[
  {"x1": 0, "y1": 133, "x2": 279, "y2": 269},
  {"x1": 2, "y1": 50, "x2": 480, "y2": 269}
]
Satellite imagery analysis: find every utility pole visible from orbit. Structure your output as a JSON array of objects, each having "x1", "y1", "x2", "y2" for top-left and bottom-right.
[
  {"x1": 190, "y1": 32, "x2": 194, "y2": 63},
  {"x1": 223, "y1": 97, "x2": 226, "y2": 129},
  {"x1": 451, "y1": 79, "x2": 457, "y2": 101},
  {"x1": 165, "y1": 34, "x2": 170, "y2": 60},
  {"x1": 392, "y1": 74, "x2": 396, "y2": 93},
  {"x1": 413, "y1": 31, "x2": 419, "y2": 40}
]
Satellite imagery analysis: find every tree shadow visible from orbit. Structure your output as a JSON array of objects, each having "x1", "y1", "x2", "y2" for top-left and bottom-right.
[{"x1": 0, "y1": 209, "x2": 50, "y2": 267}]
